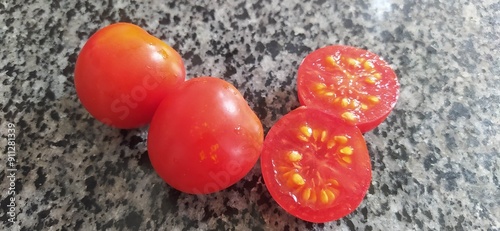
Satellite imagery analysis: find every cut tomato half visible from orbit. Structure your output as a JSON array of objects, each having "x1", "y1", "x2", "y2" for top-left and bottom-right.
[
  {"x1": 260, "y1": 107, "x2": 372, "y2": 223},
  {"x1": 297, "y1": 45, "x2": 399, "y2": 132}
]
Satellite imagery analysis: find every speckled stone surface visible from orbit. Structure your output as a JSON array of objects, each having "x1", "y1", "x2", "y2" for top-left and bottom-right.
[{"x1": 1, "y1": 0, "x2": 499, "y2": 230}]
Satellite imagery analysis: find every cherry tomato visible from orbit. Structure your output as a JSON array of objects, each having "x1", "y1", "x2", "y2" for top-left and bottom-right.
[
  {"x1": 74, "y1": 22, "x2": 185, "y2": 129},
  {"x1": 260, "y1": 107, "x2": 372, "y2": 223},
  {"x1": 147, "y1": 77, "x2": 264, "y2": 194},
  {"x1": 297, "y1": 45, "x2": 399, "y2": 133}
]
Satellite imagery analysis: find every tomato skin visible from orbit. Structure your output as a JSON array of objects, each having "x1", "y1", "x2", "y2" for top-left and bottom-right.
[
  {"x1": 261, "y1": 107, "x2": 372, "y2": 223},
  {"x1": 297, "y1": 45, "x2": 399, "y2": 133},
  {"x1": 74, "y1": 23, "x2": 185, "y2": 129},
  {"x1": 147, "y1": 77, "x2": 264, "y2": 194}
]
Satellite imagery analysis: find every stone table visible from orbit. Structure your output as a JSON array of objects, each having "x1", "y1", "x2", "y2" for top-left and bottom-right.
[{"x1": 1, "y1": 0, "x2": 499, "y2": 230}]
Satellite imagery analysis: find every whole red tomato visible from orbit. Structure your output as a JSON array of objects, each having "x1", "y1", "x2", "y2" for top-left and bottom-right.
[
  {"x1": 74, "y1": 22, "x2": 185, "y2": 129},
  {"x1": 147, "y1": 77, "x2": 264, "y2": 194}
]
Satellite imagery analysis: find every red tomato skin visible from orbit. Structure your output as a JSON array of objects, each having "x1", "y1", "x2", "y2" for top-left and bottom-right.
[
  {"x1": 147, "y1": 77, "x2": 264, "y2": 194},
  {"x1": 297, "y1": 45, "x2": 399, "y2": 133},
  {"x1": 261, "y1": 107, "x2": 372, "y2": 223},
  {"x1": 74, "y1": 23, "x2": 185, "y2": 129}
]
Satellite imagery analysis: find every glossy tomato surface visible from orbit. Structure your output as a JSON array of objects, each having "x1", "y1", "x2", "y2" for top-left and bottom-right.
[
  {"x1": 147, "y1": 77, "x2": 264, "y2": 194},
  {"x1": 261, "y1": 107, "x2": 372, "y2": 223},
  {"x1": 297, "y1": 45, "x2": 399, "y2": 132},
  {"x1": 74, "y1": 22, "x2": 185, "y2": 129}
]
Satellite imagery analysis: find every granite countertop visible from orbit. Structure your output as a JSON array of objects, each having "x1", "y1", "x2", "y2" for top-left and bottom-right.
[{"x1": 1, "y1": 0, "x2": 499, "y2": 230}]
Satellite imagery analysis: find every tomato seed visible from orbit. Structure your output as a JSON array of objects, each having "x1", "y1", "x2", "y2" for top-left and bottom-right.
[
  {"x1": 340, "y1": 146, "x2": 353, "y2": 155},
  {"x1": 292, "y1": 173, "x2": 305, "y2": 186},
  {"x1": 288, "y1": 151, "x2": 302, "y2": 162}
]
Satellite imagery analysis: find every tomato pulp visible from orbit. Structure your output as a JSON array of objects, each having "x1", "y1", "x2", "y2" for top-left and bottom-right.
[
  {"x1": 260, "y1": 107, "x2": 372, "y2": 223},
  {"x1": 147, "y1": 77, "x2": 264, "y2": 194},
  {"x1": 297, "y1": 45, "x2": 399, "y2": 132},
  {"x1": 74, "y1": 22, "x2": 185, "y2": 129}
]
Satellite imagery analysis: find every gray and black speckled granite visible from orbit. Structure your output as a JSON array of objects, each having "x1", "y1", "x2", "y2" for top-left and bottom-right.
[{"x1": 1, "y1": 0, "x2": 499, "y2": 230}]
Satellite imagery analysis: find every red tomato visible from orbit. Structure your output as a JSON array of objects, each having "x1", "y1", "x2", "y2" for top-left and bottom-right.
[
  {"x1": 260, "y1": 107, "x2": 372, "y2": 223},
  {"x1": 147, "y1": 77, "x2": 264, "y2": 194},
  {"x1": 297, "y1": 45, "x2": 399, "y2": 132},
  {"x1": 74, "y1": 22, "x2": 185, "y2": 129}
]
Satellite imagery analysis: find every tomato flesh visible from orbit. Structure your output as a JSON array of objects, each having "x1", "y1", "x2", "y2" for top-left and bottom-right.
[
  {"x1": 147, "y1": 77, "x2": 264, "y2": 194},
  {"x1": 74, "y1": 23, "x2": 185, "y2": 129},
  {"x1": 297, "y1": 45, "x2": 399, "y2": 132},
  {"x1": 261, "y1": 107, "x2": 372, "y2": 223}
]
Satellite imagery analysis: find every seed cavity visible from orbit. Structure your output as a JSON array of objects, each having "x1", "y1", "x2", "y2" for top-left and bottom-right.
[
  {"x1": 288, "y1": 151, "x2": 302, "y2": 162},
  {"x1": 276, "y1": 120, "x2": 351, "y2": 207},
  {"x1": 311, "y1": 55, "x2": 385, "y2": 116}
]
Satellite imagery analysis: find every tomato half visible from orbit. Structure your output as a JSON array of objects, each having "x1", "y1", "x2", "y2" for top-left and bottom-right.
[
  {"x1": 260, "y1": 107, "x2": 371, "y2": 223},
  {"x1": 74, "y1": 22, "x2": 185, "y2": 129},
  {"x1": 297, "y1": 45, "x2": 399, "y2": 133},
  {"x1": 147, "y1": 77, "x2": 264, "y2": 194}
]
